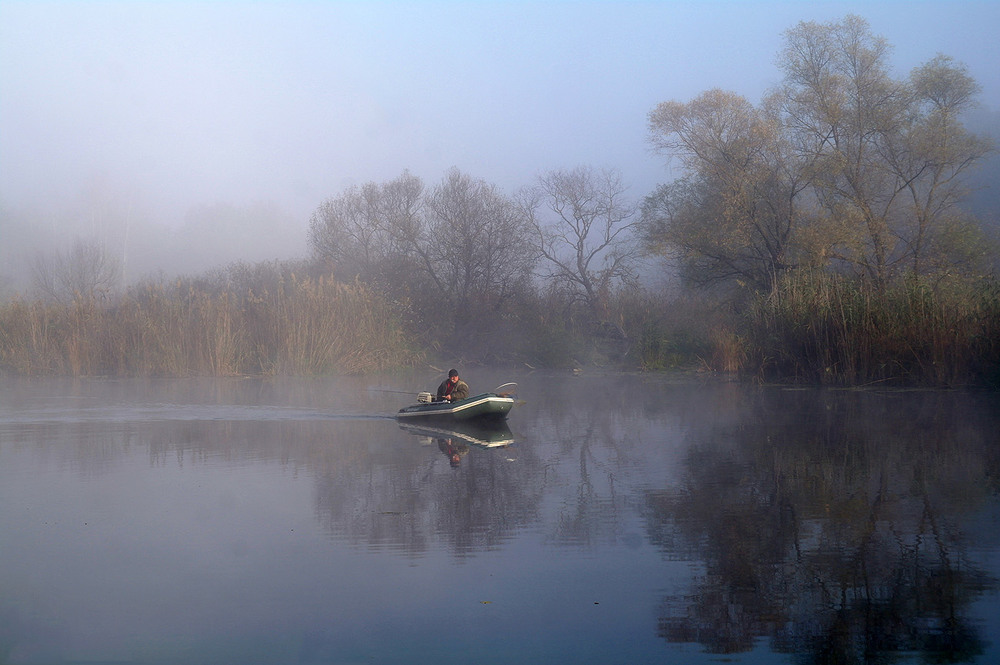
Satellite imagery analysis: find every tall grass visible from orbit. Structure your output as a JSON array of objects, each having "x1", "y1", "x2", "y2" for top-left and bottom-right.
[
  {"x1": 740, "y1": 272, "x2": 1000, "y2": 387},
  {"x1": 0, "y1": 269, "x2": 419, "y2": 377},
  {"x1": 6, "y1": 258, "x2": 997, "y2": 386}
]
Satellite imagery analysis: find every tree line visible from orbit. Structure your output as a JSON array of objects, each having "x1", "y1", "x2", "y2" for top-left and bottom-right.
[
  {"x1": 2, "y1": 15, "x2": 998, "y2": 385},
  {"x1": 643, "y1": 15, "x2": 994, "y2": 292},
  {"x1": 306, "y1": 165, "x2": 641, "y2": 363}
]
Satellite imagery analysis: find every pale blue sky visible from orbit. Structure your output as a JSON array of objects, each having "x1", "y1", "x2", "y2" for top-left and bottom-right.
[{"x1": 2, "y1": 1, "x2": 998, "y2": 230}]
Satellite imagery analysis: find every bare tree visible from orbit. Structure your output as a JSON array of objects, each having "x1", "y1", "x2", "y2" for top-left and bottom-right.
[
  {"x1": 307, "y1": 171, "x2": 425, "y2": 291},
  {"x1": 894, "y1": 55, "x2": 994, "y2": 277},
  {"x1": 521, "y1": 166, "x2": 640, "y2": 329},
  {"x1": 425, "y1": 168, "x2": 535, "y2": 324},
  {"x1": 32, "y1": 237, "x2": 123, "y2": 304},
  {"x1": 308, "y1": 169, "x2": 535, "y2": 344}
]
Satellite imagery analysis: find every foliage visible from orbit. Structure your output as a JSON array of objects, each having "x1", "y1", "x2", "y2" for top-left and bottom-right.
[
  {"x1": 615, "y1": 291, "x2": 716, "y2": 371},
  {"x1": 638, "y1": 15, "x2": 999, "y2": 387},
  {"x1": 4, "y1": 16, "x2": 997, "y2": 387},
  {"x1": 645, "y1": 90, "x2": 805, "y2": 292},
  {"x1": 644, "y1": 15, "x2": 994, "y2": 294}
]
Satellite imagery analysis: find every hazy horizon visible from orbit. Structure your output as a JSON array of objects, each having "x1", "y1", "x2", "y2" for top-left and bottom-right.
[{"x1": 2, "y1": 1, "x2": 998, "y2": 288}]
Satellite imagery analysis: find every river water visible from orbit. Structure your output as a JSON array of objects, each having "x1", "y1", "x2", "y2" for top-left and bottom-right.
[{"x1": 1, "y1": 371, "x2": 998, "y2": 664}]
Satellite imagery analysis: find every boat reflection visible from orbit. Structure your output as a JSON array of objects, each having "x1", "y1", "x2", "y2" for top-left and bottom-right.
[
  {"x1": 400, "y1": 421, "x2": 515, "y2": 467},
  {"x1": 398, "y1": 420, "x2": 515, "y2": 449}
]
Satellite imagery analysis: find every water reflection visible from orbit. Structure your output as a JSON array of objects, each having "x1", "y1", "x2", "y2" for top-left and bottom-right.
[
  {"x1": 644, "y1": 387, "x2": 1000, "y2": 662},
  {"x1": 398, "y1": 420, "x2": 516, "y2": 449},
  {"x1": 314, "y1": 419, "x2": 539, "y2": 558},
  {"x1": 1, "y1": 375, "x2": 998, "y2": 663},
  {"x1": 398, "y1": 421, "x2": 515, "y2": 470}
]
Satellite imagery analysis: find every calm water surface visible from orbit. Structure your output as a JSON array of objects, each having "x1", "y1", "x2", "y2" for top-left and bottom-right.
[{"x1": 1, "y1": 372, "x2": 998, "y2": 664}]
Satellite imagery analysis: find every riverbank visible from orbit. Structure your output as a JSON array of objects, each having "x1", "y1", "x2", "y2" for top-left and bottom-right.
[{"x1": 2, "y1": 272, "x2": 998, "y2": 389}]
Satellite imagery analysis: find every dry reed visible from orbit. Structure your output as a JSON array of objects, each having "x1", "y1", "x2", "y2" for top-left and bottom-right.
[
  {"x1": 0, "y1": 272, "x2": 419, "y2": 377},
  {"x1": 739, "y1": 272, "x2": 1000, "y2": 387}
]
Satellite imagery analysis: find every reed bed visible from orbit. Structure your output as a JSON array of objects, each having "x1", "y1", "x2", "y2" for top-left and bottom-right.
[
  {"x1": 5, "y1": 261, "x2": 997, "y2": 386},
  {"x1": 0, "y1": 273, "x2": 418, "y2": 377},
  {"x1": 741, "y1": 272, "x2": 1000, "y2": 387}
]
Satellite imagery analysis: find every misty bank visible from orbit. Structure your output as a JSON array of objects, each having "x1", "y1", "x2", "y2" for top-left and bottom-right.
[{"x1": 1, "y1": 270, "x2": 999, "y2": 389}]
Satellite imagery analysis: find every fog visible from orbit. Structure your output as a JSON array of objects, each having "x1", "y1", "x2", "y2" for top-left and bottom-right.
[{"x1": 2, "y1": 1, "x2": 999, "y2": 292}]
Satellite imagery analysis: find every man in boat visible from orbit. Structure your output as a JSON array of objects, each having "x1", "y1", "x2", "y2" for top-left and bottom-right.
[{"x1": 436, "y1": 369, "x2": 469, "y2": 403}]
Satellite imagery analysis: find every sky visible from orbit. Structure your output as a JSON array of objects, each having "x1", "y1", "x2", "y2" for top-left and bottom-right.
[{"x1": 1, "y1": 0, "x2": 999, "y2": 277}]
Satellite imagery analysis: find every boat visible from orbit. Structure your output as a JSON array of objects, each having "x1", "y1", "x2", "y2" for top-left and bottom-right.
[
  {"x1": 398, "y1": 420, "x2": 515, "y2": 449},
  {"x1": 396, "y1": 392, "x2": 514, "y2": 423},
  {"x1": 395, "y1": 382, "x2": 517, "y2": 424}
]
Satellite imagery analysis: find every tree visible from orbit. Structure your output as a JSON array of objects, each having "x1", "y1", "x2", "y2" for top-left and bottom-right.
[
  {"x1": 644, "y1": 15, "x2": 992, "y2": 293},
  {"x1": 895, "y1": 55, "x2": 994, "y2": 277},
  {"x1": 521, "y1": 166, "x2": 640, "y2": 330},
  {"x1": 424, "y1": 168, "x2": 535, "y2": 333},
  {"x1": 645, "y1": 90, "x2": 809, "y2": 291},
  {"x1": 776, "y1": 15, "x2": 992, "y2": 288},
  {"x1": 308, "y1": 169, "x2": 535, "y2": 343},
  {"x1": 31, "y1": 237, "x2": 123, "y2": 304},
  {"x1": 307, "y1": 171, "x2": 425, "y2": 292}
]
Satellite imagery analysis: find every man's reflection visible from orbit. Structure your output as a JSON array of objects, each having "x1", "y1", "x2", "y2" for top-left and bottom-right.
[{"x1": 437, "y1": 437, "x2": 468, "y2": 467}]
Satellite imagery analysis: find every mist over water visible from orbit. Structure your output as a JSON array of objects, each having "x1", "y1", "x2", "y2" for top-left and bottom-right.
[{"x1": 2, "y1": 373, "x2": 998, "y2": 663}]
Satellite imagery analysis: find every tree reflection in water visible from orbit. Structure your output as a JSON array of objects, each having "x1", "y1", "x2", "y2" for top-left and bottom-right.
[
  {"x1": 645, "y1": 388, "x2": 999, "y2": 663},
  {"x1": 3, "y1": 375, "x2": 998, "y2": 662},
  {"x1": 312, "y1": 420, "x2": 544, "y2": 558}
]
